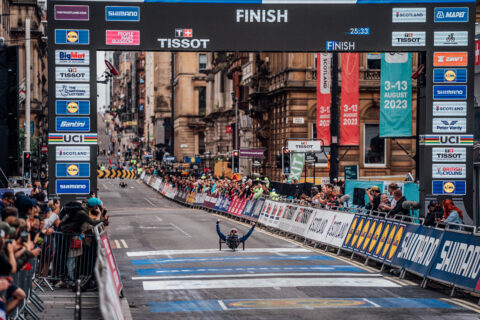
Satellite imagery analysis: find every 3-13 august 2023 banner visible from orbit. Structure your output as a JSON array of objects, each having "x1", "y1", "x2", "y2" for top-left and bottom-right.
[
  {"x1": 340, "y1": 53, "x2": 359, "y2": 146},
  {"x1": 316, "y1": 53, "x2": 332, "y2": 146},
  {"x1": 380, "y1": 53, "x2": 412, "y2": 137}
]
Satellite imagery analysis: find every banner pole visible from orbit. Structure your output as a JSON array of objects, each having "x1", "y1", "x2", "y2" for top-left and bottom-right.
[{"x1": 329, "y1": 53, "x2": 339, "y2": 183}]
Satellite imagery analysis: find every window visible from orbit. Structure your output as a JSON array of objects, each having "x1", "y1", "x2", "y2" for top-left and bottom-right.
[
  {"x1": 198, "y1": 87, "x2": 206, "y2": 116},
  {"x1": 367, "y1": 53, "x2": 381, "y2": 70},
  {"x1": 364, "y1": 124, "x2": 385, "y2": 166},
  {"x1": 198, "y1": 132, "x2": 205, "y2": 154},
  {"x1": 199, "y1": 54, "x2": 207, "y2": 73}
]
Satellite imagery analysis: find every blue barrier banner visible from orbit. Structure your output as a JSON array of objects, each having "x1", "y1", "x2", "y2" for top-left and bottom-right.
[
  {"x1": 342, "y1": 214, "x2": 362, "y2": 250},
  {"x1": 250, "y1": 198, "x2": 265, "y2": 220},
  {"x1": 214, "y1": 197, "x2": 225, "y2": 210},
  {"x1": 372, "y1": 221, "x2": 394, "y2": 260},
  {"x1": 222, "y1": 199, "x2": 230, "y2": 212},
  {"x1": 391, "y1": 225, "x2": 443, "y2": 275},
  {"x1": 346, "y1": 216, "x2": 368, "y2": 250},
  {"x1": 428, "y1": 231, "x2": 480, "y2": 292},
  {"x1": 242, "y1": 200, "x2": 255, "y2": 217},
  {"x1": 353, "y1": 217, "x2": 375, "y2": 252},
  {"x1": 357, "y1": 218, "x2": 380, "y2": 255}
]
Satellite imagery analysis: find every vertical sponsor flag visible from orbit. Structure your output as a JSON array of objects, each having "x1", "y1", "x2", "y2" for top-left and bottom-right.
[
  {"x1": 288, "y1": 152, "x2": 305, "y2": 182},
  {"x1": 380, "y1": 53, "x2": 412, "y2": 137},
  {"x1": 340, "y1": 53, "x2": 359, "y2": 146},
  {"x1": 317, "y1": 53, "x2": 332, "y2": 146},
  {"x1": 475, "y1": 40, "x2": 480, "y2": 66}
]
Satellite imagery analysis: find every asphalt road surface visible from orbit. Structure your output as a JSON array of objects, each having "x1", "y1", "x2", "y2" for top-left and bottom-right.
[{"x1": 99, "y1": 180, "x2": 480, "y2": 320}]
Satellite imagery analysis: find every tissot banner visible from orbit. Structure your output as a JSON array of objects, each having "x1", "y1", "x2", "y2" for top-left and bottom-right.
[
  {"x1": 288, "y1": 152, "x2": 305, "y2": 182},
  {"x1": 316, "y1": 53, "x2": 331, "y2": 146},
  {"x1": 340, "y1": 53, "x2": 359, "y2": 146},
  {"x1": 380, "y1": 53, "x2": 412, "y2": 137}
]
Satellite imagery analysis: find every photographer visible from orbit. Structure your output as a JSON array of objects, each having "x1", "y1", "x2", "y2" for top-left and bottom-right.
[
  {"x1": 366, "y1": 186, "x2": 381, "y2": 212},
  {"x1": 424, "y1": 200, "x2": 443, "y2": 227}
]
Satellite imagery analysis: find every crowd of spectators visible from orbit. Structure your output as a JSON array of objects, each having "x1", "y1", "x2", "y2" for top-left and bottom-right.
[
  {"x1": 0, "y1": 184, "x2": 110, "y2": 316},
  {"x1": 148, "y1": 167, "x2": 464, "y2": 226}
]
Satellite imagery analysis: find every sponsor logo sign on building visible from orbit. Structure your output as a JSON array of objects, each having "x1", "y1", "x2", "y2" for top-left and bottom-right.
[
  {"x1": 392, "y1": 8, "x2": 426, "y2": 23},
  {"x1": 55, "y1": 117, "x2": 91, "y2": 132},
  {"x1": 56, "y1": 100, "x2": 90, "y2": 115},
  {"x1": 55, "y1": 50, "x2": 90, "y2": 65},
  {"x1": 392, "y1": 32, "x2": 425, "y2": 47},
  {"x1": 433, "y1": 101, "x2": 467, "y2": 116},
  {"x1": 432, "y1": 118, "x2": 466, "y2": 133},
  {"x1": 54, "y1": 5, "x2": 89, "y2": 21},
  {"x1": 158, "y1": 29, "x2": 210, "y2": 49},
  {"x1": 433, "y1": 69, "x2": 467, "y2": 83},
  {"x1": 432, "y1": 148, "x2": 466, "y2": 162},
  {"x1": 433, "y1": 85, "x2": 467, "y2": 100},
  {"x1": 56, "y1": 146, "x2": 90, "y2": 161},
  {"x1": 56, "y1": 180, "x2": 90, "y2": 194},
  {"x1": 105, "y1": 6, "x2": 140, "y2": 22},
  {"x1": 106, "y1": 30, "x2": 140, "y2": 45},
  {"x1": 434, "y1": 31, "x2": 468, "y2": 47},
  {"x1": 287, "y1": 140, "x2": 323, "y2": 152},
  {"x1": 433, "y1": 52, "x2": 467, "y2": 67},
  {"x1": 56, "y1": 84, "x2": 90, "y2": 99},
  {"x1": 56, "y1": 163, "x2": 90, "y2": 178},
  {"x1": 434, "y1": 7, "x2": 469, "y2": 23},
  {"x1": 432, "y1": 163, "x2": 466, "y2": 179},
  {"x1": 48, "y1": 133, "x2": 97, "y2": 145},
  {"x1": 55, "y1": 29, "x2": 89, "y2": 45},
  {"x1": 432, "y1": 180, "x2": 466, "y2": 195},
  {"x1": 239, "y1": 148, "x2": 265, "y2": 158},
  {"x1": 420, "y1": 135, "x2": 473, "y2": 146},
  {"x1": 55, "y1": 67, "x2": 90, "y2": 82}
]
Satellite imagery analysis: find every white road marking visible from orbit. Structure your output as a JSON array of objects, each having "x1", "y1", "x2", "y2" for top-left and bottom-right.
[
  {"x1": 142, "y1": 277, "x2": 400, "y2": 291},
  {"x1": 114, "y1": 240, "x2": 120, "y2": 249},
  {"x1": 121, "y1": 240, "x2": 128, "y2": 249},
  {"x1": 170, "y1": 223, "x2": 192, "y2": 238},
  {"x1": 143, "y1": 197, "x2": 155, "y2": 207},
  {"x1": 156, "y1": 216, "x2": 163, "y2": 222},
  {"x1": 363, "y1": 298, "x2": 381, "y2": 308},
  {"x1": 132, "y1": 273, "x2": 383, "y2": 281},
  {"x1": 217, "y1": 300, "x2": 228, "y2": 311},
  {"x1": 126, "y1": 247, "x2": 310, "y2": 257}
]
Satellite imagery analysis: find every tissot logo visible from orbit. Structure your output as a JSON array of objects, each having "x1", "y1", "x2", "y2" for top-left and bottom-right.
[
  {"x1": 158, "y1": 29, "x2": 209, "y2": 49},
  {"x1": 392, "y1": 32, "x2": 425, "y2": 47},
  {"x1": 236, "y1": 9, "x2": 288, "y2": 23}
]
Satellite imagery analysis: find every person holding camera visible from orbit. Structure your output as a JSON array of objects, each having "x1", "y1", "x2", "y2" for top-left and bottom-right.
[
  {"x1": 366, "y1": 186, "x2": 381, "y2": 212},
  {"x1": 424, "y1": 200, "x2": 443, "y2": 227}
]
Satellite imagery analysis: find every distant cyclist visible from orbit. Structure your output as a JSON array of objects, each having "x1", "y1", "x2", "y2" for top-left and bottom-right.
[{"x1": 216, "y1": 219, "x2": 255, "y2": 250}]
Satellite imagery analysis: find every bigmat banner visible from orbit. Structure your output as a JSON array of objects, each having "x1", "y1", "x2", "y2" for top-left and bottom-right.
[
  {"x1": 316, "y1": 53, "x2": 332, "y2": 146},
  {"x1": 380, "y1": 53, "x2": 412, "y2": 137},
  {"x1": 340, "y1": 53, "x2": 359, "y2": 146}
]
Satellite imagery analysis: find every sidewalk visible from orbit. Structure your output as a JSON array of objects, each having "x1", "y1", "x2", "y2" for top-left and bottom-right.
[{"x1": 37, "y1": 287, "x2": 101, "y2": 320}]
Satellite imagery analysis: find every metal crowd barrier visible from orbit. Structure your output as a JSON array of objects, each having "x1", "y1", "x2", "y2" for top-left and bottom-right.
[
  {"x1": 36, "y1": 232, "x2": 98, "y2": 287},
  {"x1": 10, "y1": 258, "x2": 44, "y2": 320}
]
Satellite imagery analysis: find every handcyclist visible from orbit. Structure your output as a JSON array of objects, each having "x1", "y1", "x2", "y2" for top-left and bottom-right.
[{"x1": 216, "y1": 219, "x2": 255, "y2": 250}]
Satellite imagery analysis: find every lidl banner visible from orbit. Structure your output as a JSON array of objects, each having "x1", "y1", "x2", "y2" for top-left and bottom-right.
[
  {"x1": 380, "y1": 53, "x2": 412, "y2": 137},
  {"x1": 316, "y1": 53, "x2": 332, "y2": 146},
  {"x1": 340, "y1": 53, "x2": 359, "y2": 146}
]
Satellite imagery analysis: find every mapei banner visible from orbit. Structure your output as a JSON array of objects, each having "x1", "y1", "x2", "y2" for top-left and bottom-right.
[
  {"x1": 340, "y1": 53, "x2": 359, "y2": 146},
  {"x1": 380, "y1": 53, "x2": 412, "y2": 137}
]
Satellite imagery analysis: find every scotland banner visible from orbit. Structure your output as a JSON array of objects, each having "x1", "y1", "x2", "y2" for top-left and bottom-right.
[{"x1": 380, "y1": 53, "x2": 412, "y2": 137}]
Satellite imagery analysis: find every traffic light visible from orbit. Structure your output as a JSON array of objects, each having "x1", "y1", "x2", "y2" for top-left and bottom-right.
[
  {"x1": 23, "y1": 151, "x2": 31, "y2": 179},
  {"x1": 282, "y1": 147, "x2": 290, "y2": 174},
  {"x1": 276, "y1": 154, "x2": 282, "y2": 168},
  {"x1": 232, "y1": 150, "x2": 240, "y2": 174}
]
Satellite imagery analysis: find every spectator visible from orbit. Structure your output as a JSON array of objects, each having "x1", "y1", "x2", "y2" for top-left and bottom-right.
[
  {"x1": 366, "y1": 186, "x2": 381, "y2": 212},
  {"x1": 382, "y1": 183, "x2": 398, "y2": 212},
  {"x1": 0, "y1": 192, "x2": 15, "y2": 218},
  {"x1": 1, "y1": 207, "x2": 18, "y2": 221},
  {"x1": 442, "y1": 199, "x2": 463, "y2": 226},
  {"x1": 387, "y1": 189, "x2": 409, "y2": 218},
  {"x1": 378, "y1": 194, "x2": 391, "y2": 213},
  {"x1": 424, "y1": 200, "x2": 443, "y2": 227}
]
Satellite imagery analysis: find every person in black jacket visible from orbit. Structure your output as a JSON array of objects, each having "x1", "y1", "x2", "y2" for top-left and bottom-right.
[
  {"x1": 388, "y1": 189, "x2": 410, "y2": 218},
  {"x1": 424, "y1": 200, "x2": 443, "y2": 227},
  {"x1": 216, "y1": 220, "x2": 255, "y2": 250}
]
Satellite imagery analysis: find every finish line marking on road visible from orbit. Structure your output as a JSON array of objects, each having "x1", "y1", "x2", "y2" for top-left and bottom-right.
[
  {"x1": 130, "y1": 255, "x2": 334, "y2": 265},
  {"x1": 126, "y1": 247, "x2": 311, "y2": 257},
  {"x1": 132, "y1": 272, "x2": 383, "y2": 281},
  {"x1": 136, "y1": 264, "x2": 365, "y2": 277},
  {"x1": 142, "y1": 277, "x2": 400, "y2": 291},
  {"x1": 148, "y1": 297, "x2": 460, "y2": 313}
]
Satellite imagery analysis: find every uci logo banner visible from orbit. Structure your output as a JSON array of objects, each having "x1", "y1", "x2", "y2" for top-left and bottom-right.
[{"x1": 55, "y1": 29, "x2": 90, "y2": 45}]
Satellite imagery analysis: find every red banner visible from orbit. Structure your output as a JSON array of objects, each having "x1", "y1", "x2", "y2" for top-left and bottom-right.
[
  {"x1": 475, "y1": 40, "x2": 480, "y2": 66},
  {"x1": 316, "y1": 53, "x2": 332, "y2": 146},
  {"x1": 340, "y1": 53, "x2": 359, "y2": 146}
]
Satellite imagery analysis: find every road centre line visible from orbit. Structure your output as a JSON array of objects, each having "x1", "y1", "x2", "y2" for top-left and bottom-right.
[
  {"x1": 449, "y1": 298, "x2": 480, "y2": 314},
  {"x1": 142, "y1": 277, "x2": 400, "y2": 291},
  {"x1": 143, "y1": 197, "x2": 156, "y2": 207},
  {"x1": 169, "y1": 223, "x2": 192, "y2": 238},
  {"x1": 126, "y1": 247, "x2": 311, "y2": 257},
  {"x1": 132, "y1": 272, "x2": 384, "y2": 281}
]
